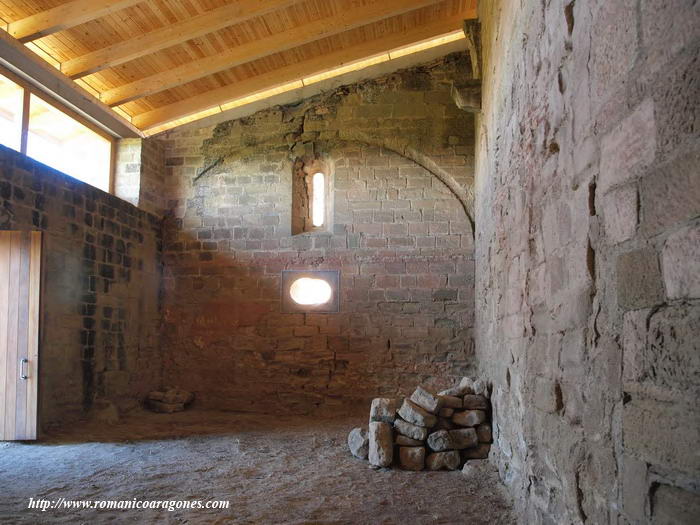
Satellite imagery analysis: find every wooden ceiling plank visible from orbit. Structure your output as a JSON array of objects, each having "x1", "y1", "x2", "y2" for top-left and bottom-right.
[
  {"x1": 102, "y1": 0, "x2": 447, "y2": 107},
  {"x1": 62, "y1": 0, "x2": 301, "y2": 79},
  {"x1": 134, "y1": 9, "x2": 475, "y2": 129},
  {"x1": 7, "y1": 0, "x2": 144, "y2": 43}
]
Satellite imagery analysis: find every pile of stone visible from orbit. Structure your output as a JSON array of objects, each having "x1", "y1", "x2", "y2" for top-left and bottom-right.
[
  {"x1": 347, "y1": 377, "x2": 492, "y2": 471},
  {"x1": 146, "y1": 388, "x2": 194, "y2": 413}
]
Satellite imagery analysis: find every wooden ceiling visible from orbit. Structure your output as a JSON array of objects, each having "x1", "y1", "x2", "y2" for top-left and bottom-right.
[{"x1": 0, "y1": 0, "x2": 477, "y2": 134}]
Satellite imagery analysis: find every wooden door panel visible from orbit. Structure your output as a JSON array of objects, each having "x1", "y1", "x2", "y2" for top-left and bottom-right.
[{"x1": 0, "y1": 231, "x2": 41, "y2": 441}]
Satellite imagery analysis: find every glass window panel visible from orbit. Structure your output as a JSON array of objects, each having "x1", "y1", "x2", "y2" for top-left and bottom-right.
[
  {"x1": 312, "y1": 172, "x2": 325, "y2": 227},
  {"x1": 0, "y1": 73, "x2": 24, "y2": 151},
  {"x1": 27, "y1": 94, "x2": 111, "y2": 192}
]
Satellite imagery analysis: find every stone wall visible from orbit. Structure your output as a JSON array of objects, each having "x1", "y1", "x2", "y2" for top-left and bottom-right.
[
  {"x1": 0, "y1": 145, "x2": 163, "y2": 428},
  {"x1": 158, "y1": 54, "x2": 478, "y2": 414},
  {"x1": 475, "y1": 1, "x2": 699, "y2": 523},
  {"x1": 114, "y1": 138, "x2": 166, "y2": 216}
]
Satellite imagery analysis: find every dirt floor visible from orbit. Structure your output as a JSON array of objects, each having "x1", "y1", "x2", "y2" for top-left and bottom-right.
[{"x1": 0, "y1": 410, "x2": 514, "y2": 524}]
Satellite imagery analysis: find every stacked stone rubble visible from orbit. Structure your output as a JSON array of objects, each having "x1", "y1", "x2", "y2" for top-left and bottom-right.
[{"x1": 347, "y1": 377, "x2": 493, "y2": 471}]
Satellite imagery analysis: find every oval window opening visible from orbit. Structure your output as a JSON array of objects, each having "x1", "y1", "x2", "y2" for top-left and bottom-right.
[{"x1": 289, "y1": 277, "x2": 332, "y2": 306}]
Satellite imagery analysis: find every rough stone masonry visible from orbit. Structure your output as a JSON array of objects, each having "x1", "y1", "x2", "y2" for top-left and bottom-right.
[{"x1": 476, "y1": 1, "x2": 700, "y2": 523}]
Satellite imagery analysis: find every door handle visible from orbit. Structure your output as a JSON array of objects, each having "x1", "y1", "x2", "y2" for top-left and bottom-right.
[{"x1": 20, "y1": 358, "x2": 28, "y2": 380}]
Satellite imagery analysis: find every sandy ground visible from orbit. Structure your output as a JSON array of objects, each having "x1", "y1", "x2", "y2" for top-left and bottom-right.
[{"x1": 0, "y1": 410, "x2": 514, "y2": 524}]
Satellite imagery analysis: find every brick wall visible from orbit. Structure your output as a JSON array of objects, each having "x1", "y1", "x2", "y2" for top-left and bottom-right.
[
  {"x1": 158, "y1": 53, "x2": 477, "y2": 414},
  {"x1": 476, "y1": 1, "x2": 700, "y2": 523},
  {"x1": 0, "y1": 145, "x2": 162, "y2": 428}
]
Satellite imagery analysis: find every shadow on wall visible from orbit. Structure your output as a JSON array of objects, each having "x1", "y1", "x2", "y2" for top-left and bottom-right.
[{"x1": 160, "y1": 145, "x2": 476, "y2": 415}]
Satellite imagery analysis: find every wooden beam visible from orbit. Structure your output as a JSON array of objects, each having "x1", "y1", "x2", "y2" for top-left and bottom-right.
[
  {"x1": 0, "y1": 29, "x2": 141, "y2": 138},
  {"x1": 61, "y1": 0, "x2": 300, "y2": 79},
  {"x1": 7, "y1": 0, "x2": 143, "y2": 43},
  {"x1": 134, "y1": 11, "x2": 474, "y2": 130},
  {"x1": 102, "y1": 0, "x2": 446, "y2": 107}
]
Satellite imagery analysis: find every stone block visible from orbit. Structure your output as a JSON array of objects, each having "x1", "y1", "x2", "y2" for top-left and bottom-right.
[
  {"x1": 409, "y1": 386, "x2": 442, "y2": 414},
  {"x1": 398, "y1": 398, "x2": 438, "y2": 428},
  {"x1": 426, "y1": 430, "x2": 453, "y2": 452},
  {"x1": 463, "y1": 394, "x2": 489, "y2": 410},
  {"x1": 640, "y1": 149, "x2": 700, "y2": 236},
  {"x1": 617, "y1": 248, "x2": 664, "y2": 310},
  {"x1": 394, "y1": 418, "x2": 428, "y2": 441},
  {"x1": 651, "y1": 484, "x2": 700, "y2": 525},
  {"x1": 438, "y1": 395, "x2": 463, "y2": 408},
  {"x1": 434, "y1": 417, "x2": 457, "y2": 431},
  {"x1": 448, "y1": 428, "x2": 478, "y2": 449},
  {"x1": 369, "y1": 398, "x2": 398, "y2": 424},
  {"x1": 426, "y1": 450, "x2": 461, "y2": 471},
  {"x1": 661, "y1": 224, "x2": 700, "y2": 300},
  {"x1": 476, "y1": 424, "x2": 492, "y2": 443},
  {"x1": 452, "y1": 410, "x2": 486, "y2": 427},
  {"x1": 439, "y1": 407, "x2": 454, "y2": 418},
  {"x1": 600, "y1": 99, "x2": 656, "y2": 192},
  {"x1": 461, "y1": 444, "x2": 490, "y2": 461},
  {"x1": 399, "y1": 446, "x2": 425, "y2": 471},
  {"x1": 602, "y1": 184, "x2": 638, "y2": 244},
  {"x1": 533, "y1": 377, "x2": 562, "y2": 414},
  {"x1": 368, "y1": 422, "x2": 393, "y2": 468},
  {"x1": 348, "y1": 428, "x2": 369, "y2": 460},
  {"x1": 623, "y1": 397, "x2": 700, "y2": 474},
  {"x1": 621, "y1": 454, "x2": 648, "y2": 523},
  {"x1": 438, "y1": 376, "x2": 474, "y2": 397}
]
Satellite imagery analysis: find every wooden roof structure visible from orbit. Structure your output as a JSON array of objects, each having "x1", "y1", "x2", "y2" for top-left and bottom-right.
[{"x1": 0, "y1": 0, "x2": 477, "y2": 135}]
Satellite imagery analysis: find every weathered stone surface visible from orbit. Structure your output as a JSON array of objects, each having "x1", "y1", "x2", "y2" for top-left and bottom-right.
[
  {"x1": 427, "y1": 430, "x2": 453, "y2": 452},
  {"x1": 348, "y1": 427, "x2": 369, "y2": 460},
  {"x1": 599, "y1": 98, "x2": 656, "y2": 192},
  {"x1": 602, "y1": 184, "x2": 638, "y2": 244},
  {"x1": 640, "y1": 149, "x2": 700, "y2": 236},
  {"x1": 650, "y1": 483, "x2": 700, "y2": 525},
  {"x1": 395, "y1": 434, "x2": 423, "y2": 446},
  {"x1": 426, "y1": 451, "x2": 461, "y2": 471},
  {"x1": 439, "y1": 407, "x2": 455, "y2": 418},
  {"x1": 623, "y1": 397, "x2": 700, "y2": 474},
  {"x1": 452, "y1": 410, "x2": 486, "y2": 427},
  {"x1": 410, "y1": 386, "x2": 442, "y2": 414},
  {"x1": 461, "y1": 462, "x2": 476, "y2": 477},
  {"x1": 399, "y1": 446, "x2": 425, "y2": 471},
  {"x1": 533, "y1": 377, "x2": 562, "y2": 414},
  {"x1": 461, "y1": 444, "x2": 490, "y2": 461},
  {"x1": 438, "y1": 395, "x2": 463, "y2": 408},
  {"x1": 463, "y1": 394, "x2": 489, "y2": 410},
  {"x1": 661, "y1": 224, "x2": 700, "y2": 300},
  {"x1": 394, "y1": 418, "x2": 428, "y2": 441},
  {"x1": 621, "y1": 454, "x2": 648, "y2": 523},
  {"x1": 476, "y1": 424, "x2": 492, "y2": 443},
  {"x1": 449, "y1": 428, "x2": 478, "y2": 449},
  {"x1": 369, "y1": 398, "x2": 398, "y2": 424},
  {"x1": 398, "y1": 398, "x2": 438, "y2": 428},
  {"x1": 617, "y1": 249, "x2": 665, "y2": 310},
  {"x1": 368, "y1": 422, "x2": 393, "y2": 468}
]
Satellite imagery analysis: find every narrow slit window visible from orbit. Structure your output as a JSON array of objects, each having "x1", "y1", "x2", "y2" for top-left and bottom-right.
[{"x1": 312, "y1": 172, "x2": 325, "y2": 227}]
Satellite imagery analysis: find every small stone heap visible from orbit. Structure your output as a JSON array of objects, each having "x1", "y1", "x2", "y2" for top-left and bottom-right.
[
  {"x1": 146, "y1": 388, "x2": 194, "y2": 413},
  {"x1": 347, "y1": 377, "x2": 492, "y2": 471}
]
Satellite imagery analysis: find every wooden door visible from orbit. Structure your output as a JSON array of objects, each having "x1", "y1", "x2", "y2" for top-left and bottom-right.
[{"x1": 0, "y1": 231, "x2": 41, "y2": 440}]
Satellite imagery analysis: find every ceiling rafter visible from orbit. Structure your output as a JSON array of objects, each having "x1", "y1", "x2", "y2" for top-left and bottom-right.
[
  {"x1": 7, "y1": 0, "x2": 144, "y2": 43},
  {"x1": 60, "y1": 0, "x2": 300, "y2": 79},
  {"x1": 133, "y1": 10, "x2": 473, "y2": 130},
  {"x1": 101, "y1": 0, "x2": 446, "y2": 107}
]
